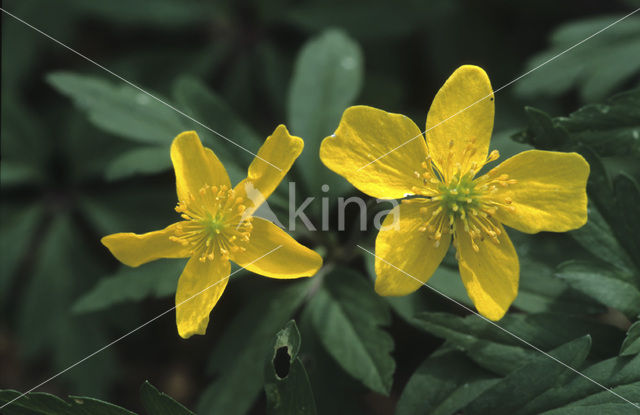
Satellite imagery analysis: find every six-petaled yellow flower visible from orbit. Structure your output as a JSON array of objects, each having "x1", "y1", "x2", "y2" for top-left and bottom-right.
[
  {"x1": 102, "y1": 126, "x2": 322, "y2": 338},
  {"x1": 320, "y1": 65, "x2": 589, "y2": 320}
]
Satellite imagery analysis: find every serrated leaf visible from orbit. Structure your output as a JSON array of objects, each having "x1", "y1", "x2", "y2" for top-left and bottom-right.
[
  {"x1": 621, "y1": 320, "x2": 640, "y2": 356},
  {"x1": 570, "y1": 202, "x2": 634, "y2": 270},
  {"x1": 515, "y1": 16, "x2": 640, "y2": 102},
  {"x1": 264, "y1": 320, "x2": 316, "y2": 415},
  {"x1": 517, "y1": 91, "x2": 640, "y2": 158},
  {"x1": 516, "y1": 353, "x2": 640, "y2": 414},
  {"x1": 465, "y1": 336, "x2": 592, "y2": 415},
  {"x1": 306, "y1": 268, "x2": 395, "y2": 395},
  {"x1": 560, "y1": 90, "x2": 640, "y2": 158},
  {"x1": 1, "y1": 380, "x2": 195, "y2": 414},
  {"x1": 396, "y1": 350, "x2": 498, "y2": 415},
  {"x1": 47, "y1": 72, "x2": 186, "y2": 144},
  {"x1": 72, "y1": 259, "x2": 185, "y2": 313},
  {"x1": 513, "y1": 98, "x2": 640, "y2": 271},
  {"x1": 518, "y1": 106, "x2": 572, "y2": 150},
  {"x1": 556, "y1": 261, "x2": 640, "y2": 318},
  {"x1": 414, "y1": 312, "x2": 623, "y2": 375},
  {"x1": 197, "y1": 280, "x2": 310, "y2": 415},
  {"x1": 104, "y1": 146, "x2": 172, "y2": 181},
  {"x1": 140, "y1": 381, "x2": 194, "y2": 415},
  {"x1": 287, "y1": 29, "x2": 363, "y2": 195},
  {"x1": 0, "y1": 390, "x2": 136, "y2": 415}
]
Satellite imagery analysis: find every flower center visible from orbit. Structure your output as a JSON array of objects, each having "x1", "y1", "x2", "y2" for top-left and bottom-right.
[
  {"x1": 413, "y1": 148, "x2": 518, "y2": 252},
  {"x1": 170, "y1": 184, "x2": 253, "y2": 262}
]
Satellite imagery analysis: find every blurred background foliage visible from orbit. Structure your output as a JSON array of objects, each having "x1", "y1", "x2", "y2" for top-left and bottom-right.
[{"x1": 1, "y1": 0, "x2": 640, "y2": 414}]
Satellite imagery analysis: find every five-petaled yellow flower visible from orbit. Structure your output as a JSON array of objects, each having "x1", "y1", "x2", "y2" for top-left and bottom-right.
[
  {"x1": 102, "y1": 126, "x2": 322, "y2": 338},
  {"x1": 320, "y1": 65, "x2": 589, "y2": 320}
]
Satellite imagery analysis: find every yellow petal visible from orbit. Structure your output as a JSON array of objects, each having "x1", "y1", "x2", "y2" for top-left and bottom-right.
[
  {"x1": 101, "y1": 222, "x2": 190, "y2": 267},
  {"x1": 426, "y1": 65, "x2": 494, "y2": 179},
  {"x1": 170, "y1": 131, "x2": 231, "y2": 203},
  {"x1": 319, "y1": 106, "x2": 429, "y2": 199},
  {"x1": 231, "y1": 217, "x2": 322, "y2": 278},
  {"x1": 175, "y1": 255, "x2": 230, "y2": 338},
  {"x1": 234, "y1": 125, "x2": 303, "y2": 215},
  {"x1": 456, "y1": 220, "x2": 519, "y2": 321},
  {"x1": 375, "y1": 200, "x2": 451, "y2": 296},
  {"x1": 483, "y1": 150, "x2": 589, "y2": 233}
]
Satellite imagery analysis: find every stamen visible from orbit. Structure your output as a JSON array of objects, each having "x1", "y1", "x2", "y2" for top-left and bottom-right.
[{"x1": 170, "y1": 185, "x2": 253, "y2": 262}]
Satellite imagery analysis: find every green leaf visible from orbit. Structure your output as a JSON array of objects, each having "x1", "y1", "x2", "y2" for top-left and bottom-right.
[
  {"x1": 0, "y1": 381, "x2": 195, "y2": 414},
  {"x1": 104, "y1": 146, "x2": 172, "y2": 181},
  {"x1": 513, "y1": 353, "x2": 640, "y2": 414},
  {"x1": 515, "y1": 106, "x2": 572, "y2": 150},
  {"x1": 556, "y1": 261, "x2": 640, "y2": 318},
  {"x1": 426, "y1": 259, "x2": 605, "y2": 316},
  {"x1": 611, "y1": 174, "x2": 640, "y2": 267},
  {"x1": 72, "y1": 259, "x2": 186, "y2": 313},
  {"x1": 287, "y1": 29, "x2": 363, "y2": 195},
  {"x1": 570, "y1": 202, "x2": 634, "y2": 271},
  {"x1": 516, "y1": 91, "x2": 640, "y2": 158},
  {"x1": 17, "y1": 215, "x2": 117, "y2": 395},
  {"x1": 47, "y1": 72, "x2": 186, "y2": 144},
  {"x1": 465, "y1": 336, "x2": 592, "y2": 415},
  {"x1": 413, "y1": 312, "x2": 623, "y2": 375},
  {"x1": 396, "y1": 350, "x2": 498, "y2": 415},
  {"x1": 514, "y1": 16, "x2": 640, "y2": 102},
  {"x1": 197, "y1": 280, "x2": 310, "y2": 415},
  {"x1": 540, "y1": 404, "x2": 640, "y2": 415},
  {"x1": 140, "y1": 381, "x2": 194, "y2": 415},
  {"x1": 264, "y1": 320, "x2": 317, "y2": 415},
  {"x1": 513, "y1": 98, "x2": 640, "y2": 270},
  {"x1": 621, "y1": 320, "x2": 640, "y2": 356},
  {"x1": 172, "y1": 75, "x2": 260, "y2": 173},
  {"x1": 306, "y1": 268, "x2": 395, "y2": 395},
  {"x1": 515, "y1": 258, "x2": 606, "y2": 315},
  {"x1": 560, "y1": 90, "x2": 640, "y2": 158},
  {"x1": 0, "y1": 390, "x2": 136, "y2": 415}
]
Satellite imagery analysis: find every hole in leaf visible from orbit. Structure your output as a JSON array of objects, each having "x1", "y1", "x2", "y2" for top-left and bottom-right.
[{"x1": 274, "y1": 346, "x2": 291, "y2": 379}]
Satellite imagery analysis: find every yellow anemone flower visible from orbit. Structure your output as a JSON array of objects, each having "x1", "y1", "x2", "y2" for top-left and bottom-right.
[
  {"x1": 102, "y1": 126, "x2": 322, "y2": 338},
  {"x1": 320, "y1": 65, "x2": 589, "y2": 320}
]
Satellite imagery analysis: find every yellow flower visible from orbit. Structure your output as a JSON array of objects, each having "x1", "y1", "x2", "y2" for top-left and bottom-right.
[
  {"x1": 320, "y1": 65, "x2": 589, "y2": 320},
  {"x1": 102, "y1": 126, "x2": 322, "y2": 338}
]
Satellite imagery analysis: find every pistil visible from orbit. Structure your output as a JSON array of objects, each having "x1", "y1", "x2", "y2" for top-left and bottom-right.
[{"x1": 170, "y1": 184, "x2": 253, "y2": 262}]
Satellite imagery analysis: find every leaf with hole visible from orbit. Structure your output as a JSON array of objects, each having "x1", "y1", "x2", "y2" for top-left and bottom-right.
[{"x1": 264, "y1": 320, "x2": 316, "y2": 415}]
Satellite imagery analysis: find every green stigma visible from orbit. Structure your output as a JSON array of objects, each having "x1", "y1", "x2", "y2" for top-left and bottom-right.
[{"x1": 437, "y1": 175, "x2": 478, "y2": 218}]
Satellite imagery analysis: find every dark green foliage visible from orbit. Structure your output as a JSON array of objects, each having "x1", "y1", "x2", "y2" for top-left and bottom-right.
[
  {"x1": 0, "y1": 381, "x2": 194, "y2": 414},
  {"x1": 305, "y1": 268, "x2": 395, "y2": 395},
  {"x1": 3, "y1": 1, "x2": 640, "y2": 414}
]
